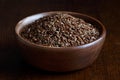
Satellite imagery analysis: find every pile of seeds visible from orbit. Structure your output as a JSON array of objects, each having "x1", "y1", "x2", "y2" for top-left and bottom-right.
[{"x1": 20, "y1": 13, "x2": 100, "y2": 47}]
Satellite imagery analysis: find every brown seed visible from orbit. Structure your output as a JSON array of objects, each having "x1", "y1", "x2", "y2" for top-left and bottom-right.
[{"x1": 20, "y1": 13, "x2": 100, "y2": 47}]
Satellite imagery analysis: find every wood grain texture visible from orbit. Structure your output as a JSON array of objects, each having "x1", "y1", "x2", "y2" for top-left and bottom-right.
[{"x1": 0, "y1": 0, "x2": 120, "y2": 80}]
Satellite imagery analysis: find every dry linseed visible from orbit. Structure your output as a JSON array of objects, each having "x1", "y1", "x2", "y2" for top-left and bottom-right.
[{"x1": 20, "y1": 13, "x2": 100, "y2": 47}]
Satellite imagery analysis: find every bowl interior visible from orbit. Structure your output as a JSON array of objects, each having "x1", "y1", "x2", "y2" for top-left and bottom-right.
[{"x1": 15, "y1": 11, "x2": 106, "y2": 49}]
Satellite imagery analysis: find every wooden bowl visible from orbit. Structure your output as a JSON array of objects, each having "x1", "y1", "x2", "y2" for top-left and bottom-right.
[{"x1": 15, "y1": 11, "x2": 106, "y2": 72}]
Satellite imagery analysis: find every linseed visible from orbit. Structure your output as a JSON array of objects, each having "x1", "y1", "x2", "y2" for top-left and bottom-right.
[{"x1": 20, "y1": 13, "x2": 100, "y2": 47}]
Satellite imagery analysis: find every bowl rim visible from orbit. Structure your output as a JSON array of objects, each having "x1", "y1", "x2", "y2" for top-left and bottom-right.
[{"x1": 15, "y1": 11, "x2": 106, "y2": 49}]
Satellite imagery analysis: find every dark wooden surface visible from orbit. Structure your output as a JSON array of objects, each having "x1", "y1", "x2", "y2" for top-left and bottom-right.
[{"x1": 0, "y1": 0, "x2": 120, "y2": 80}]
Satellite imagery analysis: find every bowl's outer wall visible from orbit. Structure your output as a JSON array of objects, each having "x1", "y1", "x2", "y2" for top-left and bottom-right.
[{"x1": 17, "y1": 34, "x2": 105, "y2": 72}]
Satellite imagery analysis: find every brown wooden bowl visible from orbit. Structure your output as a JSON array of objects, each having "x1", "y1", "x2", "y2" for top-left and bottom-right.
[{"x1": 15, "y1": 11, "x2": 106, "y2": 72}]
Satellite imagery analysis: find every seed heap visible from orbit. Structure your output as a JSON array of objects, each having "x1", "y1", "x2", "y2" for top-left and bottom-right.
[{"x1": 20, "y1": 13, "x2": 100, "y2": 47}]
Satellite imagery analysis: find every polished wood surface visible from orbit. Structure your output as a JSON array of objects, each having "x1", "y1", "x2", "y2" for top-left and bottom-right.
[{"x1": 0, "y1": 0, "x2": 120, "y2": 80}]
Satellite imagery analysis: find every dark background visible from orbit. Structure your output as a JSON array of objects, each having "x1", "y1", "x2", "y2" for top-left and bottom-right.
[{"x1": 0, "y1": 0, "x2": 120, "y2": 80}]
